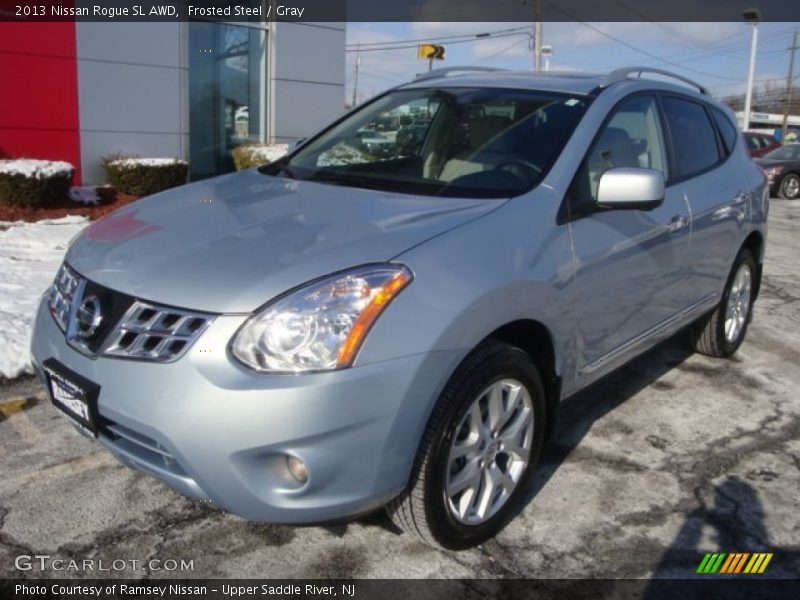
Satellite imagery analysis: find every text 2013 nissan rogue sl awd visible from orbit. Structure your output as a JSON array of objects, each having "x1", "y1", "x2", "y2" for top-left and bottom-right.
[{"x1": 31, "y1": 67, "x2": 767, "y2": 550}]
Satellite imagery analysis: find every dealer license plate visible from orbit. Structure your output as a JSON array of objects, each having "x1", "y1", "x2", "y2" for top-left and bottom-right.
[{"x1": 43, "y1": 358, "x2": 100, "y2": 437}]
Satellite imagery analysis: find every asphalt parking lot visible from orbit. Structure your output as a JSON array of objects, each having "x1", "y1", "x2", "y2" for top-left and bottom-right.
[{"x1": 1, "y1": 199, "x2": 798, "y2": 581}]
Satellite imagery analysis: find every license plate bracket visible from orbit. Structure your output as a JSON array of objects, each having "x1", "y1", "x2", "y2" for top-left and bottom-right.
[{"x1": 43, "y1": 358, "x2": 101, "y2": 437}]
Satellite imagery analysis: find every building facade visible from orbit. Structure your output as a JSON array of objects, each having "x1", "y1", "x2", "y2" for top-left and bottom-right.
[
  {"x1": 0, "y1": 20, "x2": 346, "y2": 183},
  {"x1": 737, "y1": 110, "x2": 800, "y2": 138}
]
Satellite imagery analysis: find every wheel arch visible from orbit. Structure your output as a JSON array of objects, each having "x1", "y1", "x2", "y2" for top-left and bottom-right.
[
  {"x1": 482, "y1": 319, "x2": 562, "y2": 440},
  {"x1": 741, "y1": 230, "x2": 765, "y2": 299}
]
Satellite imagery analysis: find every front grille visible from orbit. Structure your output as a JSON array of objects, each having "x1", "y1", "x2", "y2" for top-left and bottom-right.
[
  {"x1": 49, "y1": 262, "x2": 214, "y2": 363},
  {"x1": 48, "y1": 263, "x2": 81, "y2": 331},
  {"x1": 103, "y1": 301, "x2": 211, "y2": 362},
  {"x1": 68, "y1": 280, "x2": 136, "y2": 355}
]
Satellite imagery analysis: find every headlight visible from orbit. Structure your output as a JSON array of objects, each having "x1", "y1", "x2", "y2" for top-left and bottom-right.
[
  {"x1": 231, "y1": 264, "x2": 412, "y2": 373},
  {"x1": 764, "y1": 166, "x2": 784, "y2": 179}
]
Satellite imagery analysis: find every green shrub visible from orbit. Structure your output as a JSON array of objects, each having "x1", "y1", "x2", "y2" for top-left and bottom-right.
[
  {"x1": 232, "y1": 144, "x2": 289, "y2": 170},
  {"x1": 0, "y1": 159, "x2": 74, "y2": 208},
  {"x1": 102, "y1": 154, "x2": 189, "y2": 197}
]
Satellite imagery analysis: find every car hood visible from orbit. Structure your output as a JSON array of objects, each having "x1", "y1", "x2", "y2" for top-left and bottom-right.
[
  {"x1": 67, "y1": 170, "x2": 503, "y2": 313},
  {"x1": 754, "y1": 158, "x2": 798, "y2": 168}
]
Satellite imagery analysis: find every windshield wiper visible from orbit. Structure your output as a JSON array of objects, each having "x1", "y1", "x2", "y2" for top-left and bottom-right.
[
  {"x1": 258, "y1": 158, "x2": 297, "y2": 180},
  {"x1": 308, "y1": 172, "x2": 386, "y2": 191}
]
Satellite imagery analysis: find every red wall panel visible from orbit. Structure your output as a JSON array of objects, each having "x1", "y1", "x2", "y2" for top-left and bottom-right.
[{"x1": 0, "y1": 22, "x2": 82, "y2": 183}]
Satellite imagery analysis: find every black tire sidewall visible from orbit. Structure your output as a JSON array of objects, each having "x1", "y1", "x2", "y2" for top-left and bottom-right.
[
  {"x1": 424, "y1": 345, "x2": 546, "y2": 549},
  {"x1": 715, "y1": 250, "x2": 757, "y2": 355}
]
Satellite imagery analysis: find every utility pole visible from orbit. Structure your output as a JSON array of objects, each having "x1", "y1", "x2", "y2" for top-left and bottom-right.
[
  {"x1": 781, "y1": 30, "x2": 799, "y2": 143},
  {"x1": 742, "y1": 10, "x2": 761, "y2": 131},
  {"x1": 352, "y1": 48, "x2": 361, "y2": 108},
  {"x1": 533, "y1": 0, "x2": 543, "y2": 72}
]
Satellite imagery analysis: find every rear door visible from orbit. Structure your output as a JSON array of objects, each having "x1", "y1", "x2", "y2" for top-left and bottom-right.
[
  {"x1": 661, "y1": 96, "x2": 744, "y2": 303},
  {"x1": 567, "y1": 94, "x2": 692, "y2": 377}
]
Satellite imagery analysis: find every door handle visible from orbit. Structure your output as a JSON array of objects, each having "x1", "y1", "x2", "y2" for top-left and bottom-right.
[{"x1": 667, "y1": 215, "x2": 689, "y2": 233}]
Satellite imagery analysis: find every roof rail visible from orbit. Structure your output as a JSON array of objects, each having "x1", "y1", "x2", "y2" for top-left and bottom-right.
[
  {"x1": 415, "y1": 66, "x2": 507, "y2": 82},
  {"x1": 600, "y1": 67, "x2": 708, "y2": 96}
]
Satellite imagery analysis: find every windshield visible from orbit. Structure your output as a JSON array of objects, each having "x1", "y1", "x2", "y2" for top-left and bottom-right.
[
  {"x1": 764, "y1": 144, "x2": 800, "y2": 161},
  {"x1": 261, "y1": 87, "x2": 590, "y2": 198}
]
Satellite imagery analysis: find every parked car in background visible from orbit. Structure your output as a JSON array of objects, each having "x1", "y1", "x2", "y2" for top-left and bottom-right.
[
  {"x1": 351, "y1": 129, "x2": 395, "y2": 156},
  {"x1": 755, "y1": 143, "x2": 800, "y2": 199},
  {"x1": 32, "y1": 66, "x2": 767, "y2": 550},
  {"x1": 744, "y1": 132, "x2": 781, "y2": 158}
]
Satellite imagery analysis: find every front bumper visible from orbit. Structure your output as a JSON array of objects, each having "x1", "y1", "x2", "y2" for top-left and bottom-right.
[{"x1": 31, "y1": 297, "x2": 459, "y2": 523}]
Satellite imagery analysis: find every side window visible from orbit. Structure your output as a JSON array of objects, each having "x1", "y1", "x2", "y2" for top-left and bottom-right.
[
  {"x1": 711, "y1": 107, "x2": 738, "y2": 156},
  {"x1": 572, "y1": 95, "x2": 667, "y2": 201},
  {"x1": 662, "y1": 96, "x2": 721, "y2": 178}
]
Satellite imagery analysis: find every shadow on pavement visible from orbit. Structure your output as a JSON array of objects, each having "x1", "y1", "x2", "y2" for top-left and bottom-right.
[{"x1": 524, "y1": 332, "x2": 695, "y2": 503}]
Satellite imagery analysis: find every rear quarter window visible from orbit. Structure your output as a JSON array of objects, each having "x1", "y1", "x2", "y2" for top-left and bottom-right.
[
  {"x1": 662, "y1": 96, "x2": 721, "y2": 178},
  {"x1": 711, "y1": 107, "x2": 738, "y2": 156}
]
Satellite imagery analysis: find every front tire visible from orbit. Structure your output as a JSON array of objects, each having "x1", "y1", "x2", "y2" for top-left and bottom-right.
[
  {"x1": 691, "y1": 248, "x2": 757, "y2": 357},
  {"x1": 778, "y1": 173, "x2": 800, "y2": 200},
  {"x1": 387, "y1": 341, "x2": 546, "y2": 550}
]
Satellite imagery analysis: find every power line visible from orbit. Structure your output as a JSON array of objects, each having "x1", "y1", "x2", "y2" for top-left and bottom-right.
[
  {"x1": 541, "y1": 3, "x2": 745, "y2": 82},
  {"x1": 345, "y1": 31, "x2": 532, "y2": 53},
  {"x1": 707, "y1": 73, "x2": 800, "y2": 91},
  {"x1": 471, "y1": 38, "x2": 529, "y2": 66},
  {"x1": 346, "y1": 26, "x2": 531, "y2": 49}
]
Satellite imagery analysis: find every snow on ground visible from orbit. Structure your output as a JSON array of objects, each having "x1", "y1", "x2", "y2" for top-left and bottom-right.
[
  {"x1": 0, "y1": 159, "x2": 74, "y2": 178},
  {"x1": 0, "y1": 216, "x2": 88, "y2": 379}
]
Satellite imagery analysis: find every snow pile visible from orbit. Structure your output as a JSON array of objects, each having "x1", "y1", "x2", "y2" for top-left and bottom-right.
[
  {"x1": 0, "y1": 216, "x2": 88, "y2": 379},
  {"x1": 109, "y1": 158, "x2": 188, "y2": 168},
  {"x1": 69, "y1": 186, "x2": 101, "y2": 205},
  {"x1": 0, "y1": 159, "x2": 74, "y2": 179}
]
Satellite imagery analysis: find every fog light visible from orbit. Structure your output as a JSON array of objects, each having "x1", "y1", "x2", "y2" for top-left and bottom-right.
[{"x1": 286, "y1": 456, "x2": 309, "y2": 484}]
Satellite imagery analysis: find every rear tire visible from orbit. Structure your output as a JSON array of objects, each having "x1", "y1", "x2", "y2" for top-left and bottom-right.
[
  {"x1": 691, "y1": 249, "x2": 757, "y2": 358},
  {"x1": 778, "y1": 173, "x2": 800, "y2": 200},
  {"x1": 386, "y1": 341, "x2": 546, "y2": 550}
]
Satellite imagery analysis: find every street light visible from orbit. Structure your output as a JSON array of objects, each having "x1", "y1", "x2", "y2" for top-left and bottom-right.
[
  {"x1": 742, "y1": 8, "x2": 761, "y2": 131},
  {"x1": 541, "y1": 45, "x2": 553, "y2": 71}
]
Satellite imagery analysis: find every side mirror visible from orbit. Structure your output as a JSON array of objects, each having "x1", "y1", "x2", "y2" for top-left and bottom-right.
[{"x1": 596, "y1": 167, "x2": 665, "y2": 210}]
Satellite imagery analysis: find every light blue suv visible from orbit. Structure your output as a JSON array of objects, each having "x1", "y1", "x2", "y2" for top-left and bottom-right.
[{"x1": 31, "y1": 67, "x2": 767, "y2": 549}]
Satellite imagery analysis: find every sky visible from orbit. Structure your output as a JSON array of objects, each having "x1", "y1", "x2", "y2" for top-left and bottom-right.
[{"x1": 345, "y1": 22, "x2": 800, "y2": 104}]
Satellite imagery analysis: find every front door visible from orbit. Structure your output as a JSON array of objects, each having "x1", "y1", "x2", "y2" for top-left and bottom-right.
[{"x1": 566, "y1": 94, "x2": 692, "y2": 379}]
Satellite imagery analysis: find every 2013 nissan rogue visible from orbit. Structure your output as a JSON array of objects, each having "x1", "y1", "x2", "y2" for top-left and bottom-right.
[{"x1": 31, "y1": 67, "x2": 768, "y2": 550}]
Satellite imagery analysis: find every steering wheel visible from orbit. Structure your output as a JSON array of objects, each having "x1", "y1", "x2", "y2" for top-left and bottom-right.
[{"x1": 495, "y1": 159, "x2": 542, "y2": 185}]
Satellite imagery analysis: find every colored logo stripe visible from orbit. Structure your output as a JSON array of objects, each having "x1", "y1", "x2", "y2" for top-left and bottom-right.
[
  {"x1": 720, "y1": 553, "x2": 749, "y2": 573},
  {"x1": 744, "y1": 553, "x2": 773, "y2": 574},
  {"x1": 698, "y1": 552, "x2": 773, "y2": 574},
  {"x1": 697, "y1": 553, "x2": 726, "y2": 573}
]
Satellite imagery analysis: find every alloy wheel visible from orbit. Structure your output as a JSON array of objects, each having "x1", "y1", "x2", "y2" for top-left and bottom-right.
[
  {"x1": 782, "y1": 174, "x2": 800, "y2": 199},
  {"x1": 724, "y1": 263, "x2": 752, "y2": 343},
  {"x1": 445, "y1": 378, "x2": 534, "y2": 525}
]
